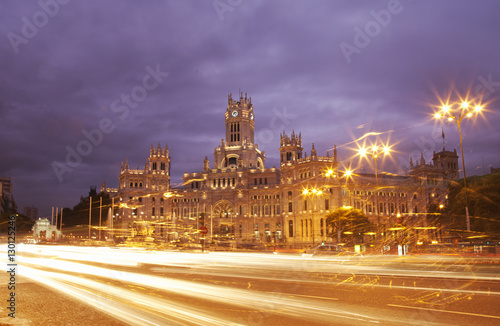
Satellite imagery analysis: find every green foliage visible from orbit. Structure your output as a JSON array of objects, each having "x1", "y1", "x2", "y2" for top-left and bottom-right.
[
  {"x1": 0, "y1": 213, "x2": 35, "y2": 234},
  {"x1": 444, "y1": 172, "x2": 500, "y2": 234},
  {"x1": 325, "y1": 207, "x2": 375, "y2": 243},
  {"x1": 1, "y1": 194, "x2": 16, "y2": 214},
  {"x1": 63, "y1": 192, "x2": 112, "y2": 227}
]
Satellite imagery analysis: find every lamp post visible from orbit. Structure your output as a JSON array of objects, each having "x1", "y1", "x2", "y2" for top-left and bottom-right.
[
  {"x1": 302, "y1": 188, "x2": 323, "y2": 246},
  {"x1": 357, "y1": 144, "x2": 391, "y2": 242},
  {"x1": 254, "y1": 214, "x2": 258, "y2": 241},
  {"x1": 325, "y1": 167, "x2": 354, "y2": 243},
  {"x1": 342, "y1": 167, "x2": 353, "y2": 208},
  {"x1": 434, "y1": 100, "x2": 483, "y2": 232}
]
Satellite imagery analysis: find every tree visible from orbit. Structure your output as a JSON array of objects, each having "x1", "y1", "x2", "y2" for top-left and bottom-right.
[
  {"x1": 325, "y1": 208, "x2": 375, "y2": 244},
  {"x1": 0, "y1": 196, "x2": 34, "y2": 234},
  {"x1": 443, "y1": 172, "x2": 500, "y2": 235},
  {"x1": 63, "y1": 192, "x2": 112, "y2": 227}
]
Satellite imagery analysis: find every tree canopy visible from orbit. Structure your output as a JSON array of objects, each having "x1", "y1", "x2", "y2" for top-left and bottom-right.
[
  {"x1": 443, "y1": 171, "x2": 500, "y2": 235},
  {"x1": 325, "y1": 207, "x2": 375, "y2": 243}
]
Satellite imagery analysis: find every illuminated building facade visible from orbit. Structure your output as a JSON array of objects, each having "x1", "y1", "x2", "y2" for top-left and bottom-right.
[{"x1": 109, "y1": 92, "x2": 458, "y2": 247}]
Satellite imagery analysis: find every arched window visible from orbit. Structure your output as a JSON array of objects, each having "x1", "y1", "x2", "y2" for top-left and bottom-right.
[{"x1": 288, "y1": 220, "x2": 293, "y2": 238}]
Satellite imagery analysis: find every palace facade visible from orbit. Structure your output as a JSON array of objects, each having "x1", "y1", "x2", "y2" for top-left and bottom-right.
[{"x1": 106, "y1": 92, "x2": 458, "y2": 247}]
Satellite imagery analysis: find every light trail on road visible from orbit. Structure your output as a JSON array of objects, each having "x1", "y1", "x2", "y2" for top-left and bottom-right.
[
  {"x1": 4, "y1": 245, "x2": 500, "y2": 325},
  {"x1": 17, "y1": 256, "x2": 384, "y2": 325}
]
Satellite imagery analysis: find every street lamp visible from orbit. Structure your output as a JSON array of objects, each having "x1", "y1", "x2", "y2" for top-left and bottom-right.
[
  {"x1": 302, "y1": 187, "x2": 323, "y2": 245},
  {"x1": 434, "y1": 99, "x2": 483, "y2": 232},
  {"x1": 341, "y1": 167, "x2": 354, "y2": 208},
  {"x1": 357, "y1": 143, "x2": 391, "y2": 241}
]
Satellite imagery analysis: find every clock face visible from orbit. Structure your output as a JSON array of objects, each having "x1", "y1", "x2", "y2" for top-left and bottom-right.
[
  {"x1": 250, "y1": 113, "x2": 254, "y2": 120},
  {"x1": 232, "y1": 110, "x2": 238, "y2": 117}
]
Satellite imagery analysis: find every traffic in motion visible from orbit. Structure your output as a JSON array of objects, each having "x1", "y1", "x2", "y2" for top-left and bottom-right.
[{"x1": 4, "y1": 245, "x2": 500, "y2": 325}]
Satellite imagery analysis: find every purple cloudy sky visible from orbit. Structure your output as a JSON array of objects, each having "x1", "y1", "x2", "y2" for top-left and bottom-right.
[{"x1": 1, "y1": 0, "x2": 499, "y2": 216}]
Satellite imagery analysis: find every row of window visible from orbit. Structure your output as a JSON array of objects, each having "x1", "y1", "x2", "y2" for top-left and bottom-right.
[
  {"x1": 426, "y1": 176, "x2": 440, "y2": 185},
  {"x1": 251, "y1": 194, "x2": 279, "y2": 200},
  {"x1": 230, "y1": 122, "x2": 240, "y2": 143},
  {"x1": 172, "y1": 198, "x2": 199, "y2": 203},
  {"x1": 129, "y1": 181, "x2": 143, "y2": 188},
  {"x1": 354, "y1": 201, "x2": 416, "y2": 214},
  {"x1": 299, "y1": 171, "x2": 312, "y2": 179},
  {"x1": 282, "y1": 152, "x2": 302, "y2": 162},
  {"x1": 353, "y1": 190, "x2": 413, "y2": 198},
  {"x1": 250, "y1": 204, "x2": 280, "y2": 216},
  {"x1": 129, "y1": 196, "x2": 164, "y2": 203},
  {"x1": 151, "y1": 162, "x2": 166, "y2": 171},
  {"x1": 285, "y1": 218, "x2": 328, "y2": 239},
  {"x1": 213, "y1": 178, "x2": 236, "y2": 187},
  {"x1": 254, "y1": 177, "x2": 268, "y2": 185},
  {"x1": 303, "y1": 199, "x2": 330, "y2": 211},
  {"x1": 132, "y1": 207, "x2": 164, "y2": 216}
]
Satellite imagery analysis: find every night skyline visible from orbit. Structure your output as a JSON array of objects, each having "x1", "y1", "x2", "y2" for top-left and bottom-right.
[{"x1": 1, "y1": 0, "x2": 499, "y2": 216}]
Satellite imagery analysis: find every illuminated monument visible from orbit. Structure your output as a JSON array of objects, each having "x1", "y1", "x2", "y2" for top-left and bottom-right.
[{"x1": 108, "y1": 92, "x2": 458, "y2": 247}]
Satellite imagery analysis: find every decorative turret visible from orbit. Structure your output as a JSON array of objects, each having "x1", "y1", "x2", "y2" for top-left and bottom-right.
[
  {"x1": 203, "y1": 156, "x2": 209, "y2": 171},
  {"x1": 148, "y1": 142, "x2": 170, "y2": 174},
  {"x1": 432, "y1": 147, "x2": 459, "y2": 180},
  {"x1": 333, "y1": 145, "x2": 337, "y2": 162},
  {"x1": 280, "y1": 130, "x2": 303, "y2": 165},
  {"x1": 311, "y1": 143, "x2": 317, "y2": 158}
]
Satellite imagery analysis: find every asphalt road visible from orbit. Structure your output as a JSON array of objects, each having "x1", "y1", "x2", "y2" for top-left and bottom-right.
[{"x1": 2, "y1": 245, "x2": 500, "y2": 326}]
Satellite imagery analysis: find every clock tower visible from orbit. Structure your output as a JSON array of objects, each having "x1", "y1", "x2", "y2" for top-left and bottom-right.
[
  {"x1": 225, "y1": 92, "x2": 255, "y2": 146},
  {"x1": 213, "y1": 92, "x2": 265, "y2": 169}
]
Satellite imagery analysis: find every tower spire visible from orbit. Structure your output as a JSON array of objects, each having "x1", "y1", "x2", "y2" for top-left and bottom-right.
[{"x1": 442, "y1": 127, "x2": 445, "y2": 152}]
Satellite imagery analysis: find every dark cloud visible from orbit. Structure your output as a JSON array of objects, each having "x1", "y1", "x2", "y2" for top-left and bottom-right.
[{"x1": 1, "y1": 0, "x2": 499, "y2": 216}]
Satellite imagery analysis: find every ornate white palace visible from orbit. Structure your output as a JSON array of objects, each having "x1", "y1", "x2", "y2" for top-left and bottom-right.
[{"x1": 104, "y1": 92, "x2": 458, "y2": 248}]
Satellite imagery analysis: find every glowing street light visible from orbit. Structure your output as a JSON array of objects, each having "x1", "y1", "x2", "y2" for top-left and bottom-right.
[
  {"x1": 433, "y1": 97, "x2": 484, "y2": 232},
  {"x1": 301, "y1": 186, "x2": 325, "y2": 245},
  {"x1": 357, "y1": 143, "x2": 391, "y2": 240}
]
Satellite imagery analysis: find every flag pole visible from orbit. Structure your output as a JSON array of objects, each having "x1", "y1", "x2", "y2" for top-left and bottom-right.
[{"x1": 89, "y1": 197, "x2": 92, "y2": 240}]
